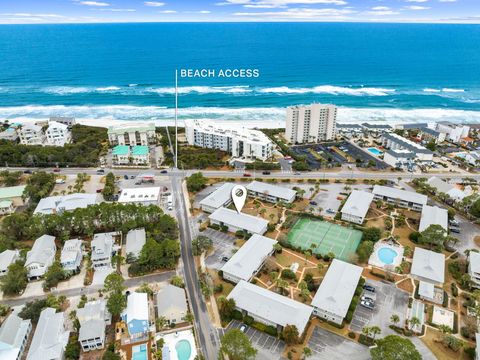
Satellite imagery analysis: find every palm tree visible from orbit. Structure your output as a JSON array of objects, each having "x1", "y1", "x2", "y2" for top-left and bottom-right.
[
  {"x1": 156, "y1": 316, "x2": 167, "y2": 330},
  {"x1": 276, "y1": 278, "x2": 289, "y2": 295},
  {"x1": 390, "y1": 314, "x2": 400, "y2": 326},
  {"x1": 409, "y1": 316, "x2": 421, "y2": 331},
  {"x1": 362, "y1": 326, "x2": 371, "y2": 338},
  {"x1": 370, "y1": 326, "x2": 381, "y2": 339},
  {"x1": 302, "y1": 347, "x2": 312, "y2": 359}
]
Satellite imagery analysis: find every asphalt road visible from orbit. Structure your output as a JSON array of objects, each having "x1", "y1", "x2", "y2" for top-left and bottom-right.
[
  {"x1": 171, "y1": 176, "x2": 219, "y2": 360},
  {"x1": 1, "y1": 270, "x2": 175, "y2": 307},
  {"x1": 5, "y1": 166, "x2": 480, "y2": 182}
]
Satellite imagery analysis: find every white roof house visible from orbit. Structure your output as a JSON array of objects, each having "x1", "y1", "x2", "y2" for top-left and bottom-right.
[
  {"x1": 209, "y1": 207, "x2": 269, "y2": 235},
  {"x1": 372, "y1": 185, "x2": 427, "y2": 211},
  {"x1": 60, "y1": 239, "x2": 83, "y2": 272},
  {"x1": 246, "y1": 181, "x2": 297, "y2": 203},
  {"x1": 118, "y1": 187, "x2": 160, "y2": 205},
  {"x1": 45, "y1": 121, "x2": 71, "y2": 147},
  {"x1": 311, "y1": 259, "x2": 363, "y2": 324},
  {"x1": 0, "y1": 249, "x2": 19, "y2": 275},
  {"x1": 411, "y1": 247, "x2": 445, "y2": 284},
  {"x1": 125, "y1": 228, "x2": 146, "y2": 260},
  {"x1": 123, "y1": 292, "x2": 149, "y2": 338},
  {"x1": 0, "y1": 312, "x2": 32, "y2": 360},
  {"x1": 419, "y1": 205, "x2": 448, "y2": 232},
  {"x1": 27, "y1": 308, "x2": 69, "y2": 360},
  {"x1": 77, "y1": 300, "x2": 111, "y2": 352},
  {"x1": 427, "y1": 177, "x2": 466, "y2": 201},
  {"x1": 34, "y1": 193, "x2": 101, "y2": 215},
  {"x1": 199, "y1": 183, "x2": 235, "y2": 213},
  {"x1": 25, "y1": 235, "x2": 56, "y2": 279},
  {"x1": 91, "y1": 233, "x2": 114, "y2": 268},
  {"x1": 155, "y1": 284, "x2": 188, "y2": 324},
  {"x1": 228, "y1": 281, "x2": 312, "y2": 333},
  {"x1": 221, "y1": 234, "x2": 277, "y2": 283},
  {"x1": 341, "y1": 190, "x2": 374, "y2": 224}
]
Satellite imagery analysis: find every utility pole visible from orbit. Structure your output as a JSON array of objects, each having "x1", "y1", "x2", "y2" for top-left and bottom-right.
[{"x1": 174, "y1": 69, "x2": 178, "y2": 169}]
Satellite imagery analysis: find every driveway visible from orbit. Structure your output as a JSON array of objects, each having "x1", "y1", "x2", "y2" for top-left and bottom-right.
[
  {"x1": 222, "y1": 320, "x2": 285, "y2": 360},
  {"x1": 450, "y1": 214, "x2": 480, "y2": 254},
  {"x1": 350, "y1": 279, "x2": 409, "y2": 337},
  {"x1": 307, "y1": 326, "x2": 370, "y2": 360},
  {"x1": 204, "y1": 228, "x2": 238, "y2": 270}
]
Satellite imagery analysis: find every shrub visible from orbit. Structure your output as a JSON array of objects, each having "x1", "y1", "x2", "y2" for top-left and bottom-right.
[
  {"x1": 281, "y1": 269, "x2": 297, "y2": 280},
  {"x1": 451, "y1": 283, "x2": 458, "y2": 297},
  {"x1": 358, "y1": 334, "x2": 374, "y2": 346},
  {"x1": 243, "y1": 315, "x2": 254, "y2": 325},
  {"x1": 232, "y1": 310, "x2": 243, "y2": 321},
  {"x1": 348, "y1": 331, "x2": 356, "y2": 339}
]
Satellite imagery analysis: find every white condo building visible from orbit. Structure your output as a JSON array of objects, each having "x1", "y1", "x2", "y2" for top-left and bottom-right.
[
  {"x1": 107, "y1": 123, "x2": 156, "y2": 146},
  {"x1": 285, "y1": 104, "x2": 337, "y2": 144},
  {"x1": 18, "y1": 124, "x2": 45, "y2": 146},
  {"x1": 185, "y1": 120, "x2": 273, "y2": 161},
  {"x1": 45, "y1": 121, "x2": 71, "y2": 146}
]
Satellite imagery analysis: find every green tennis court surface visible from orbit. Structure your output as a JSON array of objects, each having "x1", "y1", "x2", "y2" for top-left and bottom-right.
[{"x1": 287, "y1": 218, "x2": 362, "y2": 261}]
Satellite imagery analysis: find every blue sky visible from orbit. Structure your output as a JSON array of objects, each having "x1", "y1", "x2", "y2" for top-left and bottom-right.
[{"x1": 0, "y1": 0, "x2": 478, "y2": 24}]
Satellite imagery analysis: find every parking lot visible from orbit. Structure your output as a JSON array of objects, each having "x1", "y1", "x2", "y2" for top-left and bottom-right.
[
  {"x1": 203, "y1": 228, "x2": 238, "y2": 270},
  {"x1": 350, "y1": 279, "x2": 409, "y2": 336},
  {"x1": 308, "y1": 326, "x2": 370, "y2": 360},
  {"x1": 221, "y1": 320, "x2": 285, "y2": 360},
  {"x1": 310, "y1": 183, "x2": 372, "y2": 217}
]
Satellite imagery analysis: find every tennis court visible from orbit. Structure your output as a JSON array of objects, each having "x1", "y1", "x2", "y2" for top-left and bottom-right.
[{"x1": 287, "y1": 218, "x2": 362, "y2": 261}]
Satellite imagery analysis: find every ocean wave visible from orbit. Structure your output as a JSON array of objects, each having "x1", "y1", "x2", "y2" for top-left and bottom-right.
[
  {"x1": 96, "y1": 86, "x2": 121, "y2": 92},
  {"x1": 147, "y1": 86, "x2": 252, "y2": 95},
  {"x1": 442, "y1": 88, "x2": 465, "y2": 93},
  {"x1": 258, "y1": 85, "x2": 395, "y2": 96},
  {"x1": 2, "y1": 105, "x2": 480, "y2": 127}
]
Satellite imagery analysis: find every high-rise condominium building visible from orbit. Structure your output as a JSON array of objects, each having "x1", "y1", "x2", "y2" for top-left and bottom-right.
[{"x1": 285, "y1": 104, "x2": 337, "y2": 144}]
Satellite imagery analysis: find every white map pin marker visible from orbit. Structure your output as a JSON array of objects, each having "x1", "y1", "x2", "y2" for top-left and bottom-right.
[{"x1": 231, "y1": 185, "x2": 247, "y2": 213}]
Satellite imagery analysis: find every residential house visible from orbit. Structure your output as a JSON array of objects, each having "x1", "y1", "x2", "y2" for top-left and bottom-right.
[
  {"x1": 45, "y1": 121, "x2": 71, "y2": 146},
  {"x1": 227, "y1": 280, "x2": 312, "y2": 335},
  {"x1": 60, "y1": 239, "x2": 83, "y2": 274},
  {"x1": 340, "y1": 190, "x2": 374, "y2": 224},
  {"x1": 0, "y1": 312, "x2": 32, "y2": 360},
  {"x1": 77, "y1": 300, "x2": 111, "y2": 352},
  {"x1": 25, "y1": 235, "x2": 56, "y2": 280},
  {"x1": 221, "y1": 234, "x2": 277, "y2": 284},
  {"x1": 246, "y1": 181, "x2": 297, "y2": 204},
  {"x1": 427, "y1": 177, "x2": 466, "y2": 201},
  {"x1": 122, "y1": 292, "x2": 150, "y2": 340},
  {"x1": 107, "y1": 123, "x2": 156, "y2": 146},
  {"x1": 155, "y1": 284, "x2": 188, "y2": 325},
  {"x1": 27, "y1": 308, "x2": 69, "y2": 360},
  {"x1": 198, "y1": 182, "x2": 235, "y2": 213},
  {"x1": 125, "y1": 228, "x2": 146, "y2": 262},
  {"x1": 372, "y1": 185, "x2": 428, "y2": 212},
  {"x1": 311, "y1": 259, "x2": 363, "y2": 325},
  {"x1": 468, "y1": 251, "x2": 480, "y2": 289},
  {"x1": 0, "y1": 185, "x2": 27, "y2": 207},
  {"x1": 34, "y1": 193, "x2": 101, "y2": 215},
  {"x1": 209, "y1": 207, "x2": 269, "y2": 235},
  {"x1": 0, "y1": 200, "x2": 14, "y2": 215},
  {"x1": 411, "y1": 248, "x2": 445, "y2": 302},
  {"x1": 0, "y1": 249, "x2": 20, "y2": 276},
  {"x1": 91, "y1": 233, "x2": 115, "y2": 269},
  {"x1": 18, "y1": 124, "x2": 45, "y2": 146},
  {"x1": 419, "y1": 205, "x2": 448, "y2": 232}
]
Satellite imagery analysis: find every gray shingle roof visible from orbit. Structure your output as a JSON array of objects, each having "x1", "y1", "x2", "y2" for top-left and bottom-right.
[
  {"x1": 125, "y1": 228, "x2": 146, "y2": 258},
  {"x1": 156, "y1": 284, "x2": 188, "y2": 319},
  {"x1": 419, "y1": 205, "x2": 448, "y2": 232},
  {"x1": 411, "y1": 247, "x2": 445, "y2": 284},
  {"x1": 25, "y1": 235, "x2": 56, "y2": 267}
]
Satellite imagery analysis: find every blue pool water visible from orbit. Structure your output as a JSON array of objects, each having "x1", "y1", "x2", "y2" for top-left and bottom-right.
[
  {"x1": 378, "y1": 247, "x2": 398, "y2": 265},
  {"x1": 132, "y1": 344, "x2": 147, "y2": 360},
  {"x1": 175, "y1": 339, "x2": 192, "y2": 360},
  {"x1": 367, "y1": 147, "x2": 383, "y2": 156}
]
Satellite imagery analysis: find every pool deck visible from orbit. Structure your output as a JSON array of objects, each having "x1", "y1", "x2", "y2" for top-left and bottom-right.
[
  {"x1": 120, "y1": 339, "x2": 151, "y2": 360},
  {"x1": 368, "y1": 241, "x2": 404, "y2": 269},
  {"x1": 158, "y1": 329, "x2": 197, "y2": 360}
]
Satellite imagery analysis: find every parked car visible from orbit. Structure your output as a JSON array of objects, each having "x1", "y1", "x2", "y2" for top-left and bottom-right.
[
  {"x1": 240, "y1": 325, "x2": 247, "y2": 333},
  {"x1": 124, "y1": 175, "x2": 129, "y2": 180},
  {"x1": 309, "y1": 201, "x2": 318, "y2": 205},
  {"x1": 262, "y1": 171, "x2": 271, "y2": 175},
  {"x1": 55, "y1": 179, "x2": 65, "y2": 184},
  {"x1": 130, "y1": 175, "x2": 135, "y2": 179},
  {"x1": 294, "y1": 172, "x2": 301, "y2": 175},
  {"x1": 96, "y1": 169, "x2": 105, "y2": 174},
  {"x1": 160, "y1": 170, "x2": 168, "y2": 174},
  {"x1": 326, "y1": 208, "x2": 336, "y2": 214},
  {"x1": 450, "y1": 227, "x2": 461, "y2": 234},
  {"x1": 361, "y1": 295, "x2": 374, "y2": 302},
  {"x1": 243, "y1": 173, "x2": 251, "y2": 177},
  {"x1": 53, "y1": 168, "x2": 60, "y2": 173},
  {"x1": 360, "y1": 300, "x2": 375, "y2": 310},
  {"x1": 221, "y1": 257, "x2": 229, "y2": 262},
  {"x1": 363, "y1": 285, "x2": 376, "y2": 293},
  {"x1": 23, "y1": 169, "x2": 32, "y2": 174},
  {"x1": 449, "y1": 219, "x2": 459, "y2": 226}
]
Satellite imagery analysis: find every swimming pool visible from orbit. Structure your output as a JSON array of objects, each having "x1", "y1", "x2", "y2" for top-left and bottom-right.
[
  {"x1": 367, "y1": 147, "x2": 383, "y2": 156},
  {"x1": 132, "y1": 344, "x2": 147, "y2": 360},
  {"x1": 377, "y1": 247, "x2": 398, "y2": 265},
  {"x1": 175, "y1": 339, "x2": 192, "y2": 360}
]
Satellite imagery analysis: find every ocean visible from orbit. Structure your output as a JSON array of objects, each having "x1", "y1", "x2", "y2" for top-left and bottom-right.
[{"x1": 1, "y1": 22, "x2": 480, "y2": 127}]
